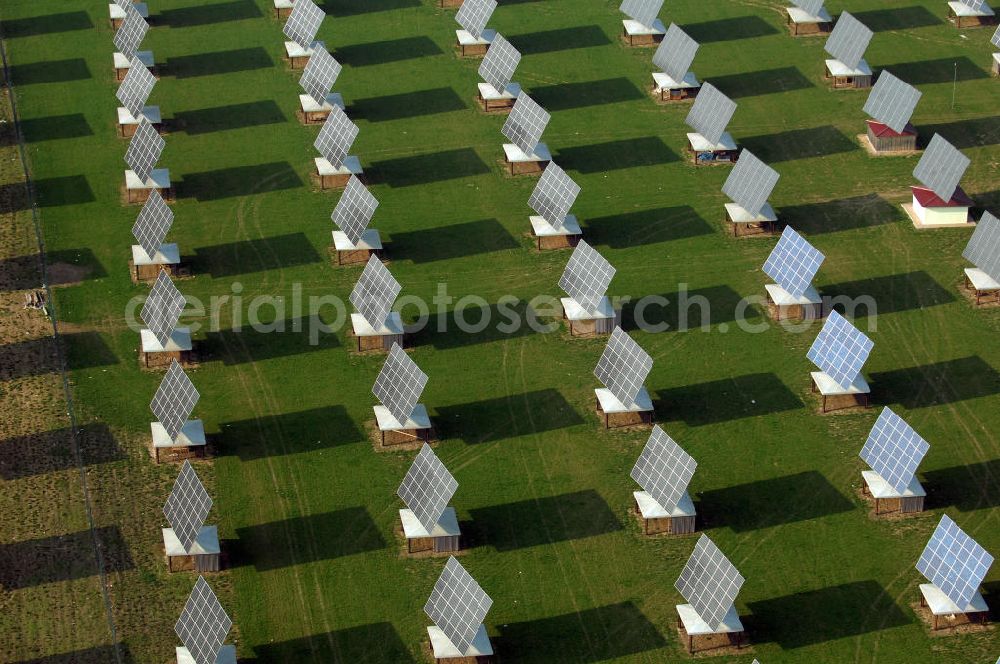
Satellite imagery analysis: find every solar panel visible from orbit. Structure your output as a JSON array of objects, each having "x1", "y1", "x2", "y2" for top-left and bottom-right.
[
  {"x1": 424, "y1": 557, "x2": 493, "y2": 655},
  {"x1": 456, "y1": 0, "x2": 496, "y2": 40},
  {"x1": 332, "y1": 176, "x2": 378, "y2": 246},
  {"x1": 594, "y1": 327, "x2": 653, "y2": 408},
  {"x1": 963, "y1": 211, "x2": 1000, "y2": 282},
  {"x1": 117, "y1": 58, "x2": 156, "y2": 120},
  {"x1": 806, "y1": 310, "x2": 873, "y2": 389},
  {"x1": 916, "y1": 515, "x2": 994, "y2": 609},
  {"x1": 630, "y1": 425, "x2": 697, "y2": 512},
  {"x1": 620, "y1": 0, "x2": 664, "y2": 28},
  {"x1": 350, "y1": 255, "x2": 400, "y2": 329},
  {"x1": 398, "y1": 443, "x2": 458, "y2": 534},
  {"x1": 860, "y1": 407, "x2": 929, "y2": 495},
  {"x1": 559, "y1": 241, "x2": 615, "y2": 315},
  {"x1": 114, "y1": 6, "x2": 149, "y2": 59},
  {"x1": 791, "y1": 0, "x2": 825, "y2": 16},
  {"x1": 150, "y1": 360, "x2": 200, "y2": 444},
  {"x1": 114, "y1": 0, "x2": 131, "y2": 8},
  {"x1": 502, "y1": 93, "x2": 550, "y2": 156},
  {"x1": 163, "y1": 461, "x2": 213, "y2": 554},
  {"x1": 142, "y1": 271, "x2": 186, "y2": 347},
  {"x1": 684, "y1": 83, "x2": 736, "y2": 146},
  {"x1": 824, "y1": 12, "x2": 872, "y2": 70},
  {"x1": 125, "y1": 118, "x2": 164, "y2": 183},
  {"x1": 862, "y1": 71, "x2": 922, "y2": 134},
  {"x1": 652, "y1": 24, "x2": 699, "y2": 83},
  {"x1": 722, "y1": 150, "x2": 779, "y2": 217},
  {"x1": 528, "y1": 162, "x2": 579, "y2": 230},
  {"x1": 283, "y1": 0, "x2": 324, "y2": 48},
  {"x1": 479, "y1": 34, "x2": 520, "y2": 94},
  {"x1": 992, "y1": 24, "x2": 1000, "y2": 48},
  {"x1": 675, "y1": 534, "x2": 745, "y2": 627},
  {"x1": 313, "y1": 105, "x2": 357, "y2": 169},
  {"x1": 960, "y1": 0, "x2": 989, "y2": 10},
  {"x1": 175, "y1": 577, "x2": 232, "y2": 664},
  {"x1": 299, "y1": 45, "x2": 342, "y2": 107},
  {"x1": 762, "y1": 226, "x2": 824, "y2": 298},
  {"x1": 132, "y1": 190, "x2": 174, "y2": 260},
  {"x1": 913, "y1": 134, "x2": 970, "y2": 203},
  {"x1": 373, "y1": 343, "x2": 428, "y2": 425}
]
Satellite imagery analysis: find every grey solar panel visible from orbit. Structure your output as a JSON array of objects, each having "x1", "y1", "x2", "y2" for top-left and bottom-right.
[
  {"x1": 653, "y1": 24, "x2": 699, "y2": 83},
  {"x1": 117, "y1": 57, "x2": 156, "y2": 119},
  {"x1": 299, "y1": 45, "x2": 342, "y2": 107},
  {"x1": 675, "y1": 534, "x2": 744, "y2": 627},
  {"x1": 620, "y1": 0, "x2": 664, "y2": 28},
  {"x1": 398, "y1": 443, "x2": 458, "y2": 534},
  {"x1": 424, "y1": 557, "x2": 493, "y2": 655},
  {"x1": 332, "y1": 176, "x2": 378, "y2": 246},
  {"x1": 992, "y1": 24, "x2": 1000, "y2": 48},
  {"x1": 114, "y1": 6, "x2": 149, "y2": 59},
  {"x1": 824, "y1": 12, "x2": 872, "y2": 70},
  {"x1": 283, "y1": 0, "x2": 324, "y2": 48},
  {"x1": 559, "y1": 241, "x2": 615, "y2": 315},
  {"x1": 762, "y1": 226, "x2": 824, "y2": 298},
  {"x1": 502, "y1": 93, "x2": 550, "y2": 155},
  {"x1": 528, "y1": 162, "x2": 579, "y2": 230},
  {"x1": 350, "y1": 255, "x2": 400, "y2": 329},
  {"x1": 913, "y1": 134, "x2": 970, "y2": 203},
  {"x1": 456, "y1": 0, "x2": 497, "y2": 40},
  {"x1": 594, "y1": 327, "x2": 653, "y2": 408},
  {"x1": 374, "y1": 343, "x2": 428, "y2": 425},
  {"x1": 862, "y1": 72, "x2": 922, "y2": 134},
  {"x1": 479, "y1": 34, "x2": 520, "y2": 94},
  {"x1": 150, "y1": 360, "x2": 200, "y2": 445},
  {"x1": 722, "y1": 150, "x2": 779, "y2": 217},
  {"x1": 132, "y1": 189, "x2": 173, "y2": 260},
  {"x1": 114, "y1": 0, "x2": 131, "y2": 8},
  {"x1": 860, "y1": 407, "x2": 929, "y2": 495},
  {"x1": 175, "y1": 577, "x2": 232, "y2": 664},
  {"x1": 791, "y1": 0, "x2": 825, "y2": 16},
  {"x1": 963, "y1": 211, "x2": 1000, "y2": 282},
  {"x1": 313, "y1": 105, "x2": 357, "y2": 169},
  {"x1": 806, "y1": 311, "x2": 873, "y2": 389},
  {"x1": 960, "y1": 0, "x2": 989, "y2": 10},
  {"x1": 630, "y1": 425, "x2": 697, "y2": 512},
  {"x1": 125, "y1": 118, "x2": 164, "y2": 183},
  {"x1": 685, "y1": 83, "x2": 736, "y2": 146},
  {"x1": 916, "y1": 515, "x2": 994, "y2": 609},
  {"x1": 164, "y1": 461, "x2": 213, "y2": 554},
  {"x1": 142, "y1": 271, "x2": 186, "y2": 347}
]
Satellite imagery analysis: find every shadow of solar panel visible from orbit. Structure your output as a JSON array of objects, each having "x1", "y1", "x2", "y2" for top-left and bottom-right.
[
  {"x1": 963, "y1": 211, "x2": 1000, "y2": 282},
  {"x1": 630, "y1": 425, "x2": 696, "y2": 511},
  {"x1": 916, "y1": 515, "x2": 994, "y2": 608},
  {"x1": 762, "y1": 226, "x2": 824, "y2": 298},
  {"x1": 350, "y1": 255, "x2": 400, "y2": 329},
  {"x1": 824, "y1": 11, "x2": 872, "y2": 70},
  {"x1": 594, "y1": 327, "x2": 652, "y2": 407},
  {"x1": 559, "y1": 241, "x2": 615, "y2": 314},
  {"x1": 398, "y1": 443, "x2": 457, "y2": 533},
  {"x1": 860, "y1": 407, "x2": 929, "y2": 494},
  {"x1": 424, "y1": 557, "x2": 492, "y2": 655},
  {"x1": 913, "y1": 134, "x2": 970, "y2": 202},
  {"x1": 675, "y1": 534, "x2": 744, "y2": 627},
  {"x1": 685, "y1": 83, "x2": 736, "y2": 146},
  {"x1": 721, "y1": 150, "x2": 778, "y2": 217}
]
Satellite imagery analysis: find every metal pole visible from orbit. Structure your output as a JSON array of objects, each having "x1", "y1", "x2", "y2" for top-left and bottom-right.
[{"x1": 952, "y1": 62, "x2": 957, "y2": 109}]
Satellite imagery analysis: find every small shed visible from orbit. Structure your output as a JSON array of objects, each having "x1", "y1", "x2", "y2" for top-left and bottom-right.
[
  {"x1": 811, "y1": 371, "x2": 870, "y2": 413},
  {"x1": 151, "y1": 419, "x2": 206, "y2": 464},
  {"x1": 675, "y1": 604, "x2": 747, "y2": 654},
  {"x1": 177, "y1": 645, "x2": 236, "y2": 664},
  {"x1": 455, "y1": 28, "x2": 495, "y2": 58},
  {"x1": 140, "y1": 327, "x2": 193, "y2": 369},
  {"x1": 622, "y1": 18, "x2": 667, "y2": 46},
  {"x1": 786, "y1": 5, "x2": 833, "y2": 35},
  {"x1": 284, "y1": 39, "x2": 326, "y2": 69},
  {"x1": 595, "y1": 387, "x2": 654, "y2": 429},
  {"x1": 861, "y1": 470, "x2": 925, "y2": 515},
  {"x1": 333, "y1": 229, "x2": 383, "y2": 266},
  {"x1": 109, "y1": 1, "x2": 148, "y2": 29},
  {"x1": 724, "y1": 202, "x2": 778, "y2": 237},
  {"x1": 427, "y1": 624, "x2": 493, "y2": 664},
  {"x1": 130, "y1": 242, "x2": 181, "y2": 283},
  {"x1": 477, "y1": 82, "x2": 521, "y2": 113},
  {"x1": 825, "y1": 58, "x2": 873, "y2": 89},
  {"x1": 439, "y1": 0, "x2": 463, "y2": 6},
  {"x1": 117, "y1": 105, "x2": 162, "y2": 139},
  {"x1": 865, "y1": 119, "x2": 918, "y2": 153},
  {"x1": 113, "y1": 50, "x2": 154, "y2": 82},
  {"x1": 503, "y1": 142, "x2": 551, "y2": 176},
  {"x1": 374, "y1": 404, "x2": 433, "y2": 447},
  {"x1": 273, "y1": 0, "x2": 293, "y2": 18},
  {"x1": 765, "y1": 284, "x2": 824, "y2": 321},
  {"x1": 919, "y1": 583, "x2": 989, "y2": 630},
  {"x1": 634, "y1": 490, "x2": 696, "y2": 535},
  {"x1": 162, "y1": 525, "x2": 221, "y2": 573},
  {"x1": 530, "y1": 214, "x2": 581, "y2": 251},
  {"x1": 687, "y1": 132, "x2": 739, "y2": 165},
  {"x1": 350, "y1": 312, "x2": 404, "y2": 353},
  {"x1": 652, "y1": 72, "x2": 701, "y2": 102},
  {"x1": 947, "y1": 0, "x2": 996, "y2": 28},
  {"x1": 298, "y1": 92, "x2": 345, "y2": 125},
  {"x1": 400, "y1": 507, "x2": 461, "y2": 555},
  {"x1": 560, "y1": 296, "x2": 619, "y2": 337},
  {"x1": 125, "y1": 168, "x2": 173, "y2": 205},
  {"x1": 964, "y1": 267, "x2": 1000, "y2": 305},
  {"x1": 314, "y1": 156, "x2": 363, "y2": 190},
  {"x1": 908, "y1": 186, "x2": 973, "y2": 228}
]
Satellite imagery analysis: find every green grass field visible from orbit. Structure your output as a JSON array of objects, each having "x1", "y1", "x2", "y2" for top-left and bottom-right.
[{"x1": 2, "y1": 0, "x2": 1000, "y2": 661}]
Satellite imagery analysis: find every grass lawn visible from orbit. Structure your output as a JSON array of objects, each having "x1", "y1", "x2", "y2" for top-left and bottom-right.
[{"x1": 1, "y1": 0, "x2": 999, "y2": 661}]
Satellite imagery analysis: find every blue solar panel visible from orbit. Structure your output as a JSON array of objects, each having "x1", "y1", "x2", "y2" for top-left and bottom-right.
[
  {"x1": 762, "y1": 226, "x2": 824, "y2": 298},
  {"x1": 860, "y1": 407, "x2": 929, "y2": 494},
  {"x1": 916, "y1": 515, "x2": 994, "y2": 609},
  {"x1": 806, "y1": 311, "x2": 873, "y2": 389}
]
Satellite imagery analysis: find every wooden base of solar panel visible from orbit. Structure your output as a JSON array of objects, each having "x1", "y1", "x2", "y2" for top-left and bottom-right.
[
  {"x1": 163, "y1": 526, "x2": 220, "y2": 573},
  {"x1": 333, "y1": 230, "x2": 383, "y2": 266},
  {"x1": 633, "y1": 490, "x2": 696, "y2": 536},
  {"x1": 113, "y1": 50, "x2": 154, "y2": 82},
  {"x1": 130, "y1": 243, "x2": 181, "y2": 283},
  {"x1": 785, "y1": 6, "x2": 833, "y2": 35},
  {"x1": 595, "y1": 387, "x2": 653, "y2": 429},
  {"x1": 399, "y1": 507, "x2": 461, "y2": 555},
  {"x1": 675, "y1": 604, "x2": 747, "y2": 655},
  {"x1": 273, "y1": 0, "x2": 293, "y2": 18},
  {"x1": 118, "y1": 106, "x2": 163, "y2": 138},
  {"x1": 948, "y1": 1, "x2": 997, "y2": 27},
  {"x1": 427, "y1": 625, "x2": 493, "y2": 663},
  {"x1": 810, "y1": 371, "x2": 870, "y2": 413},
  {"x1": 125, "y1": 169, "x2": 173, "y2": 205},
  {"x1": 109, "y1": 2, "x2": 148, "y2": 29},
  {"x1": 824, "y1": 59, "x2": 873, "y2": 89},
  {"x1": 651, "y1": 72, "x2": 700, "y2": 102},
  {"x1": 918, "y1": 584, "x2": 990, "y2": 631},
  {"x1": 438, "y1": 0, "x2": 463, "y2": 7},
  {"x1": 455, "y1": 29, "x2": 495, "y2": 58},
  {"x1": 476, "y1": 82, "x2": 520, "y2": 113},
  {"x1": 621, "y1": 19, "x2": 666, "y2": 46},
  {"x1": 284, "y1": 40, "x2": 326, "y2": 69},
  {"x1": 503, "y1": 143, "x2": 551, "y2": 176},
  {"x1": 764, "y1": 284, "x2": 824, "y2": 321},
  {"x1": 687, "y1": 132, "x2": 738, "y2": 166},
  {"x1": 314, "y1": 156, "x2": 363, "y2": 190},
  {"x1": 150, "y1": 418, "x2": 206, "y2": 463},
  {"x1": 904, "y1": 188, "x2": 975, "y2": 229},
  {"x1": 964, "y1": 268, "x2": 1000, "y2": 305},
  {"x1": 993, "y1": 53, "x2": 1000, "y2": 75},
  {"x1": 561, "y1": 296, "x2": 618, "y2": 337},
  {"x1": 177, "y1": 645, "x2": 236, "y2": 664},
  {"x1": 530, "y1": 214, "x2": 580, "y2": 251},
  {"x1": 861, "y1": 470, "x2": 925, "y2": 516},
  {"x1": 864, "y1": 120, "x2": 918, "y2": 155},
  {"x1": 298, "y1": 92, "x2": 346, "y2": 125},
  {"x1": 374, "y1": 404, "x2": 433, "y2": 447},
  {"x1": 724, "y1": 202, "x2": 778, "y2": 237},
  {"x1": 140, "y1": 327, "x2": 193, "y2": 370},
  {"x1": 350, "y1": 312, "x2": 404, "y2": 353}
]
